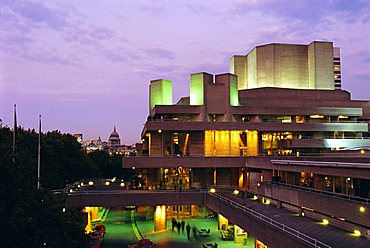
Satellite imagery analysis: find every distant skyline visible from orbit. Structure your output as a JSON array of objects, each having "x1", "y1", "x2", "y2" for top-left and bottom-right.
[{"x1": 1, "y1": 0, "x2": 370, "y2": 144}]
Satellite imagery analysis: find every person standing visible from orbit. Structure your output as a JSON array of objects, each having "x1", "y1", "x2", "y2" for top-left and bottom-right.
[
  {"x1": 177, "y1": 221, "x2": 181, "y2": 234},
  {"x1": 192, "y1": 225, "x2": 197, "y2": 238},
  {"x1": 186, "y1": 223, "x2": 191, "y2": 239},
  {"x1": 181, "y1": 220, "x2": 185, "y2": 233},
  {"x1": 171, "y1": 218, "x2": 177, "y2": 231}
]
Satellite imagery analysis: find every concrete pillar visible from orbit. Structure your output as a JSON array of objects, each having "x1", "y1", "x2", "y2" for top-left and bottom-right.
[
  {"x1": 91, "y1": 207, "x2": 99, "y2": 221},
  {"x1": 146, "y1": 206, "x2": 154, "y2": 220},
  {"x1": 154, "y1": 205, "x2": 167, "y2": 232},
  {"x1": 218, "y1": 214, "x2": 228, "y2": 230},
  {"x1": 84, "y1": 207, "x2": 93, "y2": 233}
]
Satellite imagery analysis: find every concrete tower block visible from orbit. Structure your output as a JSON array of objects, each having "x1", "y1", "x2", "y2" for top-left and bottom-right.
[
  {"x1": 308, "y1": 41, "x2": 334, "y2": 90},
  {"x1": 149, "y1": 79, "x2": 173, "y2": 111}
]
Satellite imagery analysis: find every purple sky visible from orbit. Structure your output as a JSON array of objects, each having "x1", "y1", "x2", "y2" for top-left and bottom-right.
[{"x1": 1, "y1": 0, "x2": 370, "y2": 144}]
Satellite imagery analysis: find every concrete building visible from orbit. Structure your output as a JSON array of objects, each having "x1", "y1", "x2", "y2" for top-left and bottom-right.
[
  {"x1": 123, "y1": 41, "x2": 370, "y2": 242},
  {"x1": 230, "y1": 41, "x2": 340, "y2": 90}
]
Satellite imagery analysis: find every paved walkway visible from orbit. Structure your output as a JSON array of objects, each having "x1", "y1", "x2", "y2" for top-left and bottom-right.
[{"x1": 137, "y1": 217, "x2": 256, "y2": 248}]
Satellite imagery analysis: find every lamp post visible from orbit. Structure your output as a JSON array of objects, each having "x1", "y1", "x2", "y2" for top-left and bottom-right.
[{"x1": 37, "y1": 115, "x2": 41, "y2": 190}]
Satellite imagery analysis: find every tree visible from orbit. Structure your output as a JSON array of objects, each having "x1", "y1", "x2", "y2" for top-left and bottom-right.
[{"x1": 0, "y1": 126, "x2": 89, "y2": 247}]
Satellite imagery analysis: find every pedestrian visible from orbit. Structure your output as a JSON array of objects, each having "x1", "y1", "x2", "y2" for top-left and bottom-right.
[
  {"x1": 192, "y1": 225, "x2": 197, "y2": 238},
  {"x1": 177, "y1": 221, "x2": 181, "y2": 234},
  {"x1": 181, "y1": 220, "x2": 185, "y2": 233},
  {"x1": 171, "y1": 218, "x2": 176, "y2": 231},
  {"x1": 186, "y1": 223, "x2": 191, "y2": 239}
]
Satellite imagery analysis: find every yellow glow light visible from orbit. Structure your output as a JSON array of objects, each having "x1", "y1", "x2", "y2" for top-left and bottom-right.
[
  {"x1": 120, "y1": 182, "x2": 125, "y2": 187},
  {"x1": 233, "y1": 190, "x2": 239, "y2": 195},
  {"x1": 265, "y1": 199, "x2": 271, "y2": 205},
  {"x1": 301, "y1": 212, "x2": 305, "y2": 217},
  {"x1": 310, "y1": 115, "x2": 324, "y2": 119},
  {"x1": 322, "y1": 219, "x2": 329, "y2": 225},
  {"x1": 360, "y1": 150, "x2": 365, "y2": 154},
  {"x1": 359, "y1": 206, "x2": 365, "y2": 212},
  {"x1": 209, "y1": 188, "x2": 216, "y2": 193},
  {"x1": 338, "y1": 115, "x2": 348, "y2": 119},
  {"x1": 158, "y1": 129, "x2": 162, "y2": 133},
  {"x1": 105, "y1": 181, "x2": 110, "y2": 186},
  {"x1": 354, "y1": 230, "x2": 361, "y2": 236},
  {"x1": 88, "y1": 181, "x2": 94, "y2": 186},
  {"x1": 257, "y1": 182, "x2": 261, "y2": 187},
  {"x1": 347, "y1": 177, "x2": 351, "y2": 181},
  {"x1": 252, "y1": 195, "x2": 258, "y2": 200}
]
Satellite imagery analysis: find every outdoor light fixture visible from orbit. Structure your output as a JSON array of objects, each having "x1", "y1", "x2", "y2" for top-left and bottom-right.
[
  {"x1": 354, "y1": 230, "x2": 361, "y2": 236},
  {"x1": 88, "y1": 181, "x2": 94, "y2": 186},
  {"x1": 105, "y1": 181, "x2": 110, "y2": 186},
  {"x1": 158, "y1": 129, "x2": 162, "y2": 133},
  {"x1": 209, "y1": 188, "x2": 216, "y2": 193},
  {"x1": 359, "y1": 206, "x2": 365, "y2": 212},
  {"x1": 252, "y1": 195, "x2": 258, "y2": 200},
  {"x1": 233, "y1": 189, "x2": 239, "y2": 195},
  {"x1": 322, "y1": 219, "x2": 329, "y2": 225},
  {"x1": 120, "y1": 182, "x2": 125, "y2": 187}
]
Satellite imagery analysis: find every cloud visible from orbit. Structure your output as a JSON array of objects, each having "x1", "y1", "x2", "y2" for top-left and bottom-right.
[
  {"x1": 142, "y1": 47, "x2": 176, "y2": 60},
  {"x1": 2, "y1": 0, "x2": 68, "y2": 29},
  {"x1": 139, "y1": 1, "x2": 168, "y2": 17}
]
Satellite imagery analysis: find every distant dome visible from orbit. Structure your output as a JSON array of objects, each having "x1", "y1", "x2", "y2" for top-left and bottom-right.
[{"x1": 108, "y1": 126, "x2": 121, "y2": 146}]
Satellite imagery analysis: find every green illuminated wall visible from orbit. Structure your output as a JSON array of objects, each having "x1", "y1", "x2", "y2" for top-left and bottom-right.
[
  {"x1": 150, "y1": 79, "x2": 172, "y2": 110},
  {"x1": 229, "y1": 74, "x2": 239, "y2": 106},
  {"x1": 190, "y1": 73, "x2": 204, "y2": 105}
]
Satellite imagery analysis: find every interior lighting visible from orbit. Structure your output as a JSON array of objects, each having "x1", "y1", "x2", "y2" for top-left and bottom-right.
[
  {"x1": 338, "y1": 115, "x2": 348, "y2": 119},
  {"x1": 88, "y1": 181, "x2": 94, "y2": 186},
  {"x1": 354, "y1": 230, "x2": 361, "y2": 236},
  {"x1": 310, "y1": 115, "x2": 324, "y2": 119},
  {"x1": 105, "y1": 181, "x2": 110, "y2": 186},
  {"x1": 359, "y1": 206, "x2": 365, "y2": 213},
  {"x1": 209, "y1": 188, "x2": 216, "y2": 193},
  {"x1": 233, "y1": 190, "x2": 239, "y2": 195},
  {"x1": 322, "y1": 219, "x2": 329, "y2": 225}
]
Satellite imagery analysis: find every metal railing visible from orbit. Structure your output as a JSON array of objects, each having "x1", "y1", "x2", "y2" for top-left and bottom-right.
[
  {"x1": 264, "y1": 181, "x2": 370, "y2": 204},
  {"x1": 209, "y1": 192, "x2": 331, "y2": 248}
]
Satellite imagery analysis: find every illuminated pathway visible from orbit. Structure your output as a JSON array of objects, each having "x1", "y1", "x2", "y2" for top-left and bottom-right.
[{"x1": 66, "y1": 180, "x2": 370, "y2": 247}]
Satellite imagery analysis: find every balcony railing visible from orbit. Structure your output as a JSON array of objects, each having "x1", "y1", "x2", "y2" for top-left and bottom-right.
[{"x1": 264, "y1": 181, "x2": 370, "y2": 204}]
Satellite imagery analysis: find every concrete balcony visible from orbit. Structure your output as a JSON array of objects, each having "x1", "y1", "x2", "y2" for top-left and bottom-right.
[{"x1": 143, "y1": 121, "x2": 368, "y2": 133}]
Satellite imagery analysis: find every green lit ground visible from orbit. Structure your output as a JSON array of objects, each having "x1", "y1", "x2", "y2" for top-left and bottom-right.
[{"x1": 102, "y1": 209, "x2": 256, "y2": 248}]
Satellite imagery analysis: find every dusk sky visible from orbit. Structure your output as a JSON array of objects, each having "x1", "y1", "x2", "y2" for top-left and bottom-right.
[{"x1": 1, "y1": 0, "x2": 370, "y2": 144}]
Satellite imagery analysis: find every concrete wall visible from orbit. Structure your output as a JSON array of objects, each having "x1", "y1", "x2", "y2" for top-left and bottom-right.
[{"x1": 257, "y1": 183, "x2": 370, "y2": 229}]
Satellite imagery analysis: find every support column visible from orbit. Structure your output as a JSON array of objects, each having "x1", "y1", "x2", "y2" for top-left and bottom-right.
[
  {"x1": 154, "y1": 205, "x2": 167, "y2": 232},
  {"x1": 218, "y1": 214, "x2": 228, "y2": 230}
]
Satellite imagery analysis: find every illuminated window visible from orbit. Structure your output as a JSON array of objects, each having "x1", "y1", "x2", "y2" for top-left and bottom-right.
[
  {"x1": 310, "y1": 115, "x2": 324, "y2": 119},
  {"x1": 295, "y1": 116, "x2": 305, "y2": 123}
]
